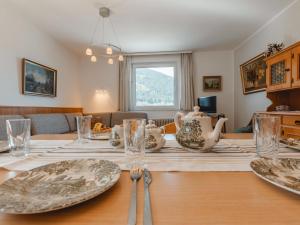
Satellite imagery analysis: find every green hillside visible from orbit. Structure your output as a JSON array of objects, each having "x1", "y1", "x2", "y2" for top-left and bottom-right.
[{"x1": 136, "y1": 68, "x2": 174, "y2": 106}]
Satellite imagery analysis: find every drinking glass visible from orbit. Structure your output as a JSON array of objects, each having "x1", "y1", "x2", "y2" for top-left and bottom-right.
[
  {"x1": 254, "y1": 115, "x2": 281, "y2": 159},
  {"x1": 123, "y1": 119, "x2": 146, "y2": 169},
  {"x1": 6, "y1": 119, "x2": 31, "y2": 157},
  {"x1": 76, "y1": 115, "x2": 92, "y2": 142}
]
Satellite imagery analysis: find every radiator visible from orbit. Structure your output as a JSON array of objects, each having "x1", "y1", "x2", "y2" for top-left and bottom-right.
[{"x1": 151, "y1": 118, "x2": 174, "y2": 127}]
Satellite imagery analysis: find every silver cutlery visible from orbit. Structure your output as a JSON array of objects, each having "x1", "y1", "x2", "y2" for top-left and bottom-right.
[
  {"x1": 128, "y1": 167, "x2": 143, "y2": 225},
  {"x1": 143, "y1": 169, "x2": 153, "y2": 225}
]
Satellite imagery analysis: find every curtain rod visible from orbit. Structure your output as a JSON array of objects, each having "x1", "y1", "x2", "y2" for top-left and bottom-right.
[{"x1": 124, "y1": 50, "x2": 192, "y2": 56}]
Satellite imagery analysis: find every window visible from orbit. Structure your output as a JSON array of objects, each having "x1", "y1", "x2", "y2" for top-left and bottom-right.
[{"x1": 131, "y1": 62, "x2": 178, "y2": 110}]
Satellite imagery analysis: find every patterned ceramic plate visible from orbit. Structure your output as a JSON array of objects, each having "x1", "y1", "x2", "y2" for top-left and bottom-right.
[
  {"x1": 280, "y1": 139, "x2": 300, "y2": 151},
  {"x1": 0, "y1": 159, "x2": 121, "y2": 214},
  {"x1": 250, "y1": 158, "x2": 300, "y2": 195}
]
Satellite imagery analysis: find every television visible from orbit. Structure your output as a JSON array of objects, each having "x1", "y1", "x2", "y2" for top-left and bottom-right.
[{"x1": 198, "y1": 96, "x2": 217, "y2": 113}]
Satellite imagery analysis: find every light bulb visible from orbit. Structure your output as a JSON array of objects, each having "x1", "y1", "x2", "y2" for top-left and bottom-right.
[
  {"x1": 86, "y1": 48, "x2": 93, "y2": 56},
  {"x1": 108, "y1": 58, "x2": 113, "y2": 64},
  {"x1": 118, "y1": 54, "x2": 124, "y2": 61},
  {"x1": 91, "y1": 55, "x2": 97, "y2": 62},
  {"x1": 106, "y1": 47, "x2": 113, "y2": 55}
]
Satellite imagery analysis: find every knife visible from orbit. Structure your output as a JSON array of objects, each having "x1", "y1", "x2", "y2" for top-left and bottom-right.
[{"x1": 144, "y1": 169, "x2": 153, "y2": 225}]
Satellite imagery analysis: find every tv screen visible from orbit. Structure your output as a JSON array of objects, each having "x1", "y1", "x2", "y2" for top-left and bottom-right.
[{"x1": 198, "y1": 96, "x2": 217, "y2": 113}]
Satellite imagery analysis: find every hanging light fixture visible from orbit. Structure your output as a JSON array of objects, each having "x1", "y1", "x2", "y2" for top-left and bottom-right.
[
  {"x1": 91, "y1": 55, "x2": 97, "y2": 62},
  {"x1": 106, "y1": 46, "x2": 113, "y2": 55},
  {"x1": 85, "y1": 7, "x2": 124, "y2": 65},
  {"x1": 108, "y1": 58, "x2": 114, "y2": 64},
  {"x1": 86, "y1": 48, "x2": 93, "y2": 56},
  {"x1": 118, "y1": 54, "x2": 124, "y2": 61}
]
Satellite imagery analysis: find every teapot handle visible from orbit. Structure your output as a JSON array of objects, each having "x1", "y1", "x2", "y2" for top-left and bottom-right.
[{"x1": 174, "y1": 112, "x2": 184, "y2": 131}]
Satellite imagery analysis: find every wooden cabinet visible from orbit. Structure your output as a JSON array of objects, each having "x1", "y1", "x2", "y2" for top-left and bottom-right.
[
  {"x1": 292, "y1": 45, "x2": 300, "y2": 87},
  {"x1": 256, "y1": 112, "x2": 300, "y2": 139},
  {"x1": 266, "y1": 51, "x2": 292, "y2": 92},
  {"x1": 265, "y1": 42, "x2": 300, "y2": 92}
]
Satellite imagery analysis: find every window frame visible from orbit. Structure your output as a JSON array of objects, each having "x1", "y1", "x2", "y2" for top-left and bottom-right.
[{"x1": 130, "y1": 62, "x2": 179, "y2": 111}]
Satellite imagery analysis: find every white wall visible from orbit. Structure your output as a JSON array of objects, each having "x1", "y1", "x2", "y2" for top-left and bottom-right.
[
  {"x1": 193, "y1": 51, "x2": 235, "y2": 131},
  {"x1": 79, "y1": 57, "x2": 119, "y2": 113},
  {"x1": 0, "y1": 1, "x2": 81, "y2": 107},
  {"x1": 234, "y1": 0, "x2": 300, "y2": 128}
]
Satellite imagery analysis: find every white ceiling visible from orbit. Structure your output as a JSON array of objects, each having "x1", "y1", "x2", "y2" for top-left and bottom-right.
[{"x1": 8, "y1": 0, "x2": 295, "y2": 54}]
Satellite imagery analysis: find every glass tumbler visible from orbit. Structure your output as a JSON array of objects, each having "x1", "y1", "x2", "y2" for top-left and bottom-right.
[
  {"x1": 254, "y1": 115, "x2": 281, "y2": 159},
  {"x1": 76, "y1": 115, "x2": 92, "y2": 142},
  {"x1": 6, "y1": 119, "x2": 31, "y2": 157},
  {"x1": 123, "y1": 119, "x2": 146, "y2": 169}
]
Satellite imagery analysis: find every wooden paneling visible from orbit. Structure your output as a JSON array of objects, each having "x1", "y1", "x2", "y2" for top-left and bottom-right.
[
  {"x1": 291, "y1": 45, "x2": 300, "y2": 87},
  {"x1": 266, "y1": 88, "x2": 300, "y2": 111},
  {"x1": 282, "y1": 115, "x2": 300, "y2": 126},
  {"x1": 282, "y1": 126, "x2": 300, "y2": 139},
  {"x1": 0, "y1": 106, "x2": 83, "y2": 115}
]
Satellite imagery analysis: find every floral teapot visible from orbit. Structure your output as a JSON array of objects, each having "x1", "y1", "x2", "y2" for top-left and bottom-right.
[
  {"x1": 145, "y1": 120, "x2": 166, "y2": 152},
  {"x1": 174, "y1": 106, "x2": 228, "y2": 152}
]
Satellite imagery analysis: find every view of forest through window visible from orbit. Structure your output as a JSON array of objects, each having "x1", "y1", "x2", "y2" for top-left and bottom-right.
[{"x1": 135, "y1": 66, "x2": 175, "y2": 107}]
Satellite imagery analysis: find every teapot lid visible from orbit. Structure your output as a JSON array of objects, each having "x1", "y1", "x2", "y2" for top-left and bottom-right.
[
  {"x1": 186, "y1": 106, "x2": 205, "y2": 118},
  {"x1": 146, "y1": 120, "x2": 158, "y2": 129}
]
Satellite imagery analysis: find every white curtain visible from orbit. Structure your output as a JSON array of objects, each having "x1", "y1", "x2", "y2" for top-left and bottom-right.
[
  {"x1": 119, "y1": 56, "x2": 132, "y2": 111},
  {"x1": 180, "y1": 53, "x2": 195, "y2": 111}
]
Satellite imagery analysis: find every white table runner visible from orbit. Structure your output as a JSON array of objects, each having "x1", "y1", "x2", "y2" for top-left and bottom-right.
[{"x1": 0, "y1": 139, "x2": 299, "y2": 172}]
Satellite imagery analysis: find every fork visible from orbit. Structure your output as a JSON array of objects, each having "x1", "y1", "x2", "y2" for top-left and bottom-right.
[{"x1": 127, "y1": 167, "x2": 143, "y2": 225}]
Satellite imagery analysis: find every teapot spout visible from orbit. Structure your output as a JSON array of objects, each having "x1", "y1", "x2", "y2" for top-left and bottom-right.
[{"x1": 212, "y1": 118, "x2": 228, "y2": 141}]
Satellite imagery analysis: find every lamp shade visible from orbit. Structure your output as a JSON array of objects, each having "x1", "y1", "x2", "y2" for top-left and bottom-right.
[
  {"x1": 86, "y1": 48, "x2": 93, "y2": 56},
  {"x1": 106, "y1": 47, "x2": 113, "y2": 55},
  {"x1": 91, "y1": 55, "x2": 97, "y2": 62},
  {"x1": 108, "y1": 58, "x2": 113, "y2": 64}
]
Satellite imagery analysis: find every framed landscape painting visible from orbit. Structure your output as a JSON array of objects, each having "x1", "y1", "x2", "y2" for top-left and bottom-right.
[
  {"x1": 203, "y1": 76, "x2": 222, "y2": 91},
  {"x1": 22, "y1": 59, "x2": 57, "y2": 97},
  {"x1": 240, "y1": 53, "x2": 267, "y2": 95}
]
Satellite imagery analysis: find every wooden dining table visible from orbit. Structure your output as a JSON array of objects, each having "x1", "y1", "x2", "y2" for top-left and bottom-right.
[{"x1": 0, "y1": 133, "x2": 299, "y2": 225}]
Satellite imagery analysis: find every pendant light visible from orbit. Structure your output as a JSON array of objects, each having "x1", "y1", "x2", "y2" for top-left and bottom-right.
[
  {"x1": 86, "y1": 48, "x2": 93, "y2": 56},
  {"x1": 108, "y1": 58, "x2": 114, "y2": 64},
  {"x1": 91, "y1": 55, "x2": 97, "y2": 62},
  {"x1": 85, "y1": 7, "x2": 124, "y2": 65}
]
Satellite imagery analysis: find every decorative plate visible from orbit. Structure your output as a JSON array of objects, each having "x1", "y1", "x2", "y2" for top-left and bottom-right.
[
  {"x1": 0, "y1": 159, "x2": 121, "y2": 214},
  {"x1": 0, "y1": 141, "x2": 9, "y2": 153},
  {"x1": 280, "y1": 139, "x2": 300, "y2": 151},
  {"x1": 250, "y1": 158, "x2": 300, "y2": 195}
]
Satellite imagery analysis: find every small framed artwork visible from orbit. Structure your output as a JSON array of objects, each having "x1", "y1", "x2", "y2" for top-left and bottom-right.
[
  {"x1": 203, "y1": 76, "x2": 222, "y2": 91},
  {"x1": 240, "y1": 53, "x2": 267, "y2": 95},
  {"x1": 22, "y1": 59, "x2": 57, "y2": 97}
]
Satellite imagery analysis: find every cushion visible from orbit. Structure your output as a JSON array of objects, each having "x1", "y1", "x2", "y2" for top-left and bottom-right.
[
  {"x1": 0, "y1": 115, "x2": 25, "y2": 140},
  {"x1": 87, "y1": 113, "x2": 112, "y2": 128},
  {"x1": 65, "y1": 113, "x2": 83, "y2": 132},
  {"x1": 25, "y1": 113, "x2": 70, "y2": 135},
  {"x1": 111, "y1": 112, "x2": 148, "y2": 127}
]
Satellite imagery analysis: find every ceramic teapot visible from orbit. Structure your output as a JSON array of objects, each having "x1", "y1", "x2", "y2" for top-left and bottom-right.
[
  {"x1": 174, "y1": 106, "x2": 228, "y2": 151},
  {"x1": 145, "y1": 120, "x2": 166, "y2": 152},
  {"x1": 109, "y1": 125, "x2": 124, "y2": 149}
]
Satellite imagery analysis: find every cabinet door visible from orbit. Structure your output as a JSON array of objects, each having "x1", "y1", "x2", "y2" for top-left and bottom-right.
[
  {"x1": 292, "y1": 45, "x2": 300, "y2": 87},
  {"x1": 266, "y1": 51, "x2": 292, "y2": 92}
]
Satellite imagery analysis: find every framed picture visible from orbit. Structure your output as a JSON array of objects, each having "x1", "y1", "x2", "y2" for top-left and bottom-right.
[
  {"x1": 22, "y1": 59, "x2": 57, "y2": 97},
  {"x1": 240, "y1": 53, "x2": 267, "y2": 95},
  {"x1": 203, "y1": 76, "x2": 222, "y2": 91}
]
